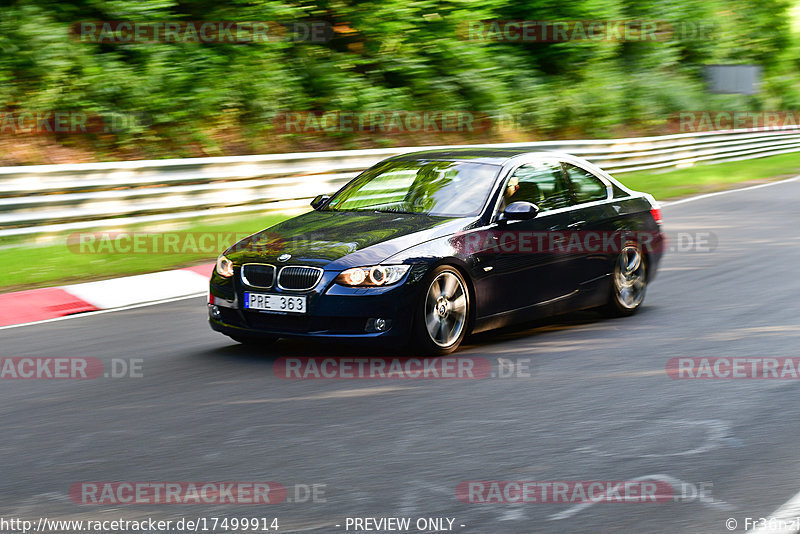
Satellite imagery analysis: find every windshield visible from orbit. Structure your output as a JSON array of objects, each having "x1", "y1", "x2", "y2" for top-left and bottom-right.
[{"x1": 323, "y1": 159, "x2": 501, "y2": 217}]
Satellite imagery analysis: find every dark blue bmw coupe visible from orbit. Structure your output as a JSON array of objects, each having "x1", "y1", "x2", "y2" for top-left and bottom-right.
[{"x1": 208, "y1": 148, "x2": 665, "y2": 354}]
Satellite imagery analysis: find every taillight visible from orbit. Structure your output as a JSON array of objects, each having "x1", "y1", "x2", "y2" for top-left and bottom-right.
[{"x1": 650, "y1": 207, "x2": 662, "y2": 225}]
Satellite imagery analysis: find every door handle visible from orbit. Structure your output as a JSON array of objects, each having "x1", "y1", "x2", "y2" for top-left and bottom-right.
[{"x1": 567, "y1": 220, "x2": 587, "y2": 229}]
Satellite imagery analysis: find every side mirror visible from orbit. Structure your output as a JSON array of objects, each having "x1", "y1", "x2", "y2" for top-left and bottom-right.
[
  {"x1": 502, "y1": 201, "x2": 540, "y2": 221},
  {"x1": 310, "y1": 194, "x2": 331, "y2": 210}
]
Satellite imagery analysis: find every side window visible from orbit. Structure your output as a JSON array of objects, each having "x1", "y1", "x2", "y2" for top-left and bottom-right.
[
  {"x1": 563, "y1": 163, "x2": 609, "y2": 204},
  {"x1": 503, "y1": 161, "x2": 571, "y2": 212}
]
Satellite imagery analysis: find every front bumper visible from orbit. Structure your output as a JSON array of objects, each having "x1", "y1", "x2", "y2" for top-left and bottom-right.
[{"x1": 208, "y1": 264, "x2": 428, "y2": 341}]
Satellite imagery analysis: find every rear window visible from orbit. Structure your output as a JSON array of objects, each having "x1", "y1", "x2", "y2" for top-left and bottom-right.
[{"x1": 563, "y1": 163, "x2": 609, "y2": 204}]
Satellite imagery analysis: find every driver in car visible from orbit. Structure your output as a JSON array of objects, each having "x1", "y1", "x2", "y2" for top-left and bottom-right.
[{"x1": 501, "y1": 175, "x2": 519, "y2": 210}]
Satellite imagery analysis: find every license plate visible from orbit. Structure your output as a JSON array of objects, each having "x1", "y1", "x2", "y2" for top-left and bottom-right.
[{"x1": 243, "y1": 292, "x2": 307, "y2": 314}]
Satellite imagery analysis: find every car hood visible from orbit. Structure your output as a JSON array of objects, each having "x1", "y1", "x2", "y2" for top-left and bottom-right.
[{"x1": 225, "y1": 210, "x2": 474, "y2": 268}]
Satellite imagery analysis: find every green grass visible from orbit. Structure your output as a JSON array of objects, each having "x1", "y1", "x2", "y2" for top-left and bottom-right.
[
  {"x1": 3, "y1": 152, "x2": 800, "y2": 293},
  {"x1": 2, "y1": 212, "x2": 290, "y2": 292},
  {"x1": 614, "y1": 152, "x2": 800, "y2": 201}
]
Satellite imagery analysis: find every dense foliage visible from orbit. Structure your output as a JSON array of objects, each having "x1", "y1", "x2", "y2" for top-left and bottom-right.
[{"x1": 0, "y1": 0, "x2": 798, "y2": 162}]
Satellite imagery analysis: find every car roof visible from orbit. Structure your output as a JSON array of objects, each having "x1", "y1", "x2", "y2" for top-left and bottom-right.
[{"x1": 386, "y1": 147, "x2": 570, "y2": 166}]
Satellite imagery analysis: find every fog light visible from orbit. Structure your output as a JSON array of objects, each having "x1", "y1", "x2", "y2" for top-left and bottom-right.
[
  {"x1": 366, "y1": 318, "x2": 391, "y2": 332},
  {"x1": 209, "y1": 304, "x2": 221, "y2": 320}
]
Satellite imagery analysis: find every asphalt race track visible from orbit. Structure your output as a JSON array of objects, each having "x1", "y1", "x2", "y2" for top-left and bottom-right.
[{"x1": 2, "y1": 178, "x2": 800, "y2": 534}]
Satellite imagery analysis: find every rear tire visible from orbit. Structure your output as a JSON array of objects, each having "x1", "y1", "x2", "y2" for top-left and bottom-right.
[
  {"x1": 412, "y1": 265, "x2": 470, "y2": 356},
  {"x1": 602, "y1": 241, "x2": 647, "y2": 317}
]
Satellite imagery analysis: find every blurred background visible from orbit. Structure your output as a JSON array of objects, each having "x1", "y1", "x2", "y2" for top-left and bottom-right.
[{"x1": 1, "y1": 0, "x2": 799, "y2": 165}]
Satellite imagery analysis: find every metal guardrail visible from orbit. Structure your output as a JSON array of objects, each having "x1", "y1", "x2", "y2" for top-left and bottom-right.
[{"x1": 3, "y1": 128, "x2": 800, "y2": 237}]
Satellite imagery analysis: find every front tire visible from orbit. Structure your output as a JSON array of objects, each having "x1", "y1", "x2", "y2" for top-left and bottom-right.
[
  {"x1": 603, "y1": 241, "x2": 647, "y2": 316},
  {"x1": 412, "y1": 265, "x2": 470, "y2": 355}
]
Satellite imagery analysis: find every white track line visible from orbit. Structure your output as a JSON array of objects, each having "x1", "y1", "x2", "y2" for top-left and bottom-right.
[
  {"x1": 746, "y1": 490, "x2": 800, "y2": 532},
  {"x1": 5, "y1": 174, "x2": 800, "y2": 330},
  {"x1": 0, "y1": 292, "x2": 205, "y2": 330},
  {"x1": 65, "y1": 269, "x2": 208, "y2": 309}
]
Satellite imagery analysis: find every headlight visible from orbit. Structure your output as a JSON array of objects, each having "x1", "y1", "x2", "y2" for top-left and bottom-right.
[
  {"x1": 216, "y1": 255, "x2": 234, "y2": 277},
  {"x1": 335, "y1": 265, "x2": 409, "y2": 287}
]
